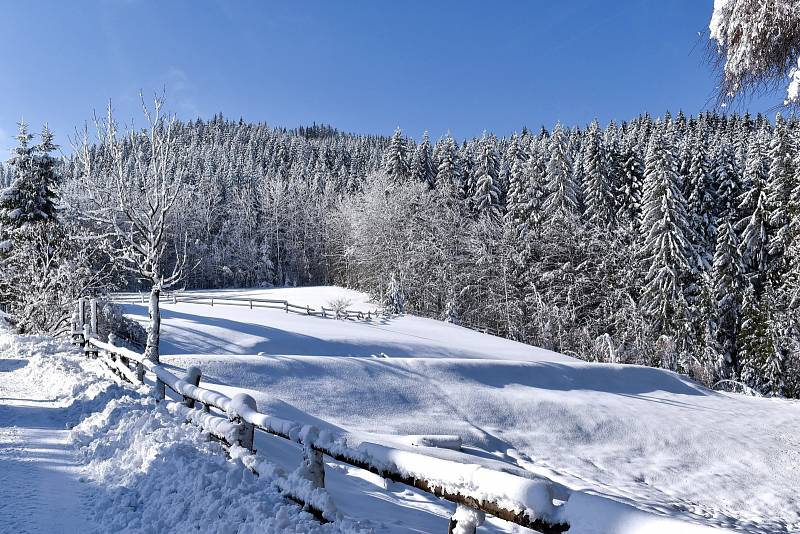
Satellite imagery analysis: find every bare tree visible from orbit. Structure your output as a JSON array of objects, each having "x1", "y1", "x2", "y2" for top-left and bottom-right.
[
  {"x1": 709, "y1": 0, "x2": 800, "y2": 106},
  {"x1": 74, "y1": 96, "x2": 186, "y2": 383}
]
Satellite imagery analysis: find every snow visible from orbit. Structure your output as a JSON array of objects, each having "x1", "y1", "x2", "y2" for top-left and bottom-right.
[
  {"x1": 121, "y1": 286, "x2": 800, "y2": 534},
  {"x1": 0, "y1": 323, "x2": 368, "y2": 533},
  {"x1": 787, "y1": 56, "x2": 800, "y2": 104},
  {"x1": 4, "y1": 285, "x2": 800, "y2": 533}
]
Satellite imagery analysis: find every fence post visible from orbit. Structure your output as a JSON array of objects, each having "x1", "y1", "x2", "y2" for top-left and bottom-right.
[
  {"x1": 298, "y1": 426, "x2": 325, "y2": 488},
  {"x1": 306, "y1": 305, "x2": 310, "y2": 315},
  {"x1": 83, "y1": 324, "x2": 92, "y2": 357},
  {"x1": 321, "y1": 306, "x2": 327, "y2": 318},
  {"x1": 229, "y1": 393, "x2": 257, "y2": 452},
  {"x1": 77, "y1": 297, "x2": 85, "y2": 336},
  {"x1": 250, "y1": 300, "x2": 253, "y2": 310},
  {"x1": 173, "y1": 293, "x2": 177, "y2": 304},
  {"x1": 90, "y1": 299, "x2": 98, "y2": 338},
  {"x1": 135, "y1": 361, "x2": 144, "y2": 383},
  {"x1": 284, "y1": 302, "x2": 288, "y2": 313},
  {"x1": 447, "y1": 505, "x2": 485, "y2": 534},
  {"x1": 183, "y1": 366, "x2": 202, "y2": 408}
]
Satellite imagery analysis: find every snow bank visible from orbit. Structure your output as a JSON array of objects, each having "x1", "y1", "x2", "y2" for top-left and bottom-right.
[{"x1": 71, "y1": 389, "x2": 371, "y2": 533}]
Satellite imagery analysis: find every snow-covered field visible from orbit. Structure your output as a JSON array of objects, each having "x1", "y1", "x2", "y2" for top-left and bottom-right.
[
  {"x1": 2, "y1": 286, "x2": 799, "y2": 533},
  {"x1": 117, "y1": 286, "x2": 800, "y2": 534}
]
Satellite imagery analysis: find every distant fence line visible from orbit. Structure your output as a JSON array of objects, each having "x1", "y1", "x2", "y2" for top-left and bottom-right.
[
  {"x1": 111, "y1": 292, "x2": 383, "y2": 322},
  {"x1": 72, "y1": 297, "x2": 569, "y2": 534}
]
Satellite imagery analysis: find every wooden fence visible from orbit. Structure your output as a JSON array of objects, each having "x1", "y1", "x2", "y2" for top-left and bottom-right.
[
  {"x1": 72, "y1": 297, "x2": 569, "y2": 534},
  {"x1": 110, "y1": 291, "x2": 382, "y2": 322}
]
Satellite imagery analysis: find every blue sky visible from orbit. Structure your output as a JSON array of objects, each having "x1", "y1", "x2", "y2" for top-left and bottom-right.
[{"x1": 0, "y1": 1, "x2": 785, "y2": 155}]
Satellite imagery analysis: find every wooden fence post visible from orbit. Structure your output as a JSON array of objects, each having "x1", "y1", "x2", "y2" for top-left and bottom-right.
[
  {"x1": 229, "y1": 393, "x2": 257, "y2": 452},
  {"x1": 90, "y1": 298, "x2": 98, "y2": 338},
  {"x1": 447, "y1": 505, "x2": 485, "y2": 534},
  {"x1": 183, "y1": 366, "x2": 202, "y2": 408},
  {"x1": 284, "y1": 302, "x2": 288, "y2": 313},
  {"x1": 83, "y1": 324, "x2": 92, "y2": 357},
  {"x1": 298, "y1": 426, "x2": 325, "y2": 488}
]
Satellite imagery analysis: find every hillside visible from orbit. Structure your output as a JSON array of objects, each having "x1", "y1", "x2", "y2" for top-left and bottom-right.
[{"x1": 121, "y1": 287, "x2": 800, "y2": 534}]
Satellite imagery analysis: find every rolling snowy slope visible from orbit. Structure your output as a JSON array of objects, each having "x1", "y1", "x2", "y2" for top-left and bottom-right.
[{"x1": 122, "y1": 287, "x2": 800, "y2": 534}]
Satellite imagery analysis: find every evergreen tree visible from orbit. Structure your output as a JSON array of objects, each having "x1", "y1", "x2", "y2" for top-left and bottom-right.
[
  {"x1": 503, "y1": 134, "x2": 528, "y2": 232},
  {"x1": 638, "y1": 131, "x2": 692, "y2": 336},
  {"x1": 383, "y1": 127, "x2": 410, "y2": 181},
  {"x1": 766, "y1": 115, "x2": 794, "y2": 274},
  {"x1": 618, "y1": 133, "x2": 644, "y2": 230},
  {"x1": 543, "y1": 122, "x2": 577, "y2": 218},
  {"x1": 471, "y1": 134, "x2": 502, "y2": 220},
  {"x1": 737, "y1": 133, "x2": 770, "y2": 287},
  {"x1": 711, "y1": 217, "x2": 744, "y2": 378},
  {"x1": 434, "y1": 133, "x2": 459, "y2": 188},
  {"x1": 410, "y1": 131, "x2": 435, "y2": 188},
  {"x1": 684, "y1": 132, "x2": 715, "y2": 269},
  {"x1": 583, "y1": 120, "x2": 614, "y2": 227}
]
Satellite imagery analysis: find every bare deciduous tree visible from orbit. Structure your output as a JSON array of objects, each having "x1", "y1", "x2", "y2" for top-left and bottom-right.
[{"x1": 74, "y1": 96, "x2": 186, "y2": 379}]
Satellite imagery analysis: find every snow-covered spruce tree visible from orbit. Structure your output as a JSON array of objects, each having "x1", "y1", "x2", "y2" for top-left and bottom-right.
[
  {"x1": 684, "y1": 130, "x2": 715, "y2": 271},
  {"x1": 410, "y1": 131, "x2": 435, "y2": 188},
  {"x1": 0, "y1": 122, "x2": 56, "y2": 252},
  {"x1": 638, "y1": 131, "x2": 692, "y2": 347},
  {"x1": 766, "y1": 114, "x2": 795, "y2": 276},
  {"x1": 618, "y1": 132, "x2": 644, "y2": 231},
  {"x1": 434, "y1": 132, "x2": 460, "y2": 189},
  {"x1": 543, "y1": 122, "x2": 577, "y2": 218},
  {"x1": 523, "y1": 137, "x2": 549, "y2": 233},
  {"x1": 383, "y1": 127, "x2": 410, "y2": 182},
  {"x1": 711, "y1": 216, "x2": 744, "y2": 379},
  {"x1": 74, "y1": 99, "x2": 187, "y2": 379},
  {"x1": 471, "y1": 133, "x2": 502, "y2": 220},
  {"x1": 709, "y1": 0, "x2": 800, "y2": 105},
  {"x1": 503, "y1": 134, "x2": 529, "y2": 233},
  {"x1": 713, "y1": 142, "x2": 740, "y2": 222},
  {"x1": 737, "y1": 132, "x2": 771, "y2": 288},
  {"x1": 583, "y1": 120, "x2": 615, "y2": 228}
]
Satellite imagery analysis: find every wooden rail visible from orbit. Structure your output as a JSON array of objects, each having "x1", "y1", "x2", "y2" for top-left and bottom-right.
[{"x1": 73, "y1": 298, "x2": 569, "y2": 534}]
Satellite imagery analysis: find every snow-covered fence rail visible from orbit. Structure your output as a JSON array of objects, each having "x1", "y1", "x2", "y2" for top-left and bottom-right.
[
  {"x1": 110, "y1": 292, "x2": 382, "y2": 321},
  {"x1": 73, "y1": 302, "x2": 568, "y2": 534}
]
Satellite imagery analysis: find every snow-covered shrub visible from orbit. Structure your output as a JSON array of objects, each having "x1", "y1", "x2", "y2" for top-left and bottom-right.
[
  {"x1": 95, "y1": 300, "x2": 146, "y2": 349},
  {"x1": 327, "y1": 297, "x2": 352, "y2": 318},
  {"x1": 384, "y1": 274, "x2": 405, "y2": 314}
]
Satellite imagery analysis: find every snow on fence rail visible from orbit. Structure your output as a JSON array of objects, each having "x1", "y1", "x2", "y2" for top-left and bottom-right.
[
  {"x1": 110, "y1": 291, "x2": 382, "y2": 321},
  {"x1": 72, "y1": 297, "x2": 569, "y2": 534}
]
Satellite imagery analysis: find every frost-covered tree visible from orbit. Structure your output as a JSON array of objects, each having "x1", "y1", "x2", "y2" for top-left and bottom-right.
[
  {"x1": 410, "y1": 131, "x2": 435, "y2": 188},
  {"x1": 638, "y1": 131, "x2": 692, "y2": 335},
  {"x1": 0, "y1": 123, "x2": 60, "y2": 251},
  {"x1": 74, "y1": 98, "x2": 187, "y2": 375},
  {"x1": 503, "y1": 134, "x2": 528, "y2": 232},
  {"x1": 434, "y1": 133, "x2": 459, "y2": 188},
  {"x1": 711, "y1": 217, "x2": 744, "y2": 378},
  {"x1": 709, "y1": 0, "x2": 800, "y2": 105},
  {"x1": 618, "y1": 131, "x2": 644, "y2": 229},
  {"x1": 383, "y1": 127, "x2": 410, "y2": 182},
  {"x1": 766, "y1": 115, "x2": 795, "y2": 273},
  {"x1": 737, "y1": 133, "x2": 770, "y2": 286},
  {"x1": 471, "y1": 134, "x2": 502, "y2": 220},
  {"x1": 543, "y1": 122, "x2": 577, "y2": 218},
  {"x1": 583, "y1": 120, "x2": 614, "y2": 227}
]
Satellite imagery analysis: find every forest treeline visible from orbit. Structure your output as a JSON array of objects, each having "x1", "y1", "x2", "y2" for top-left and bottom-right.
[{"x1": 1, "y1": 111, "x2": 799, "y2": 397}]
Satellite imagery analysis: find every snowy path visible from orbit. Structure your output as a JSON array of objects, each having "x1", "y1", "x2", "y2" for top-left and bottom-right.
[{"x1": 0, "y1": 357, "x2": 95, "y2": 534}]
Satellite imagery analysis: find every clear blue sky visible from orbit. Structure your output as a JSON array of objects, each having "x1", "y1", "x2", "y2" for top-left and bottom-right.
[{"x1": 0, "y1": 1, "x2": 784, "y2": 155}]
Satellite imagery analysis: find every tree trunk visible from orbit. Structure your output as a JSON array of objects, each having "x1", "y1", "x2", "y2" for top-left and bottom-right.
[
  {"x1": 146, "y1": 282, "x2": 165, "y2": 400},
  {"x1": 145, "y1": 284, "x2": 161, "y2": 363}
]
